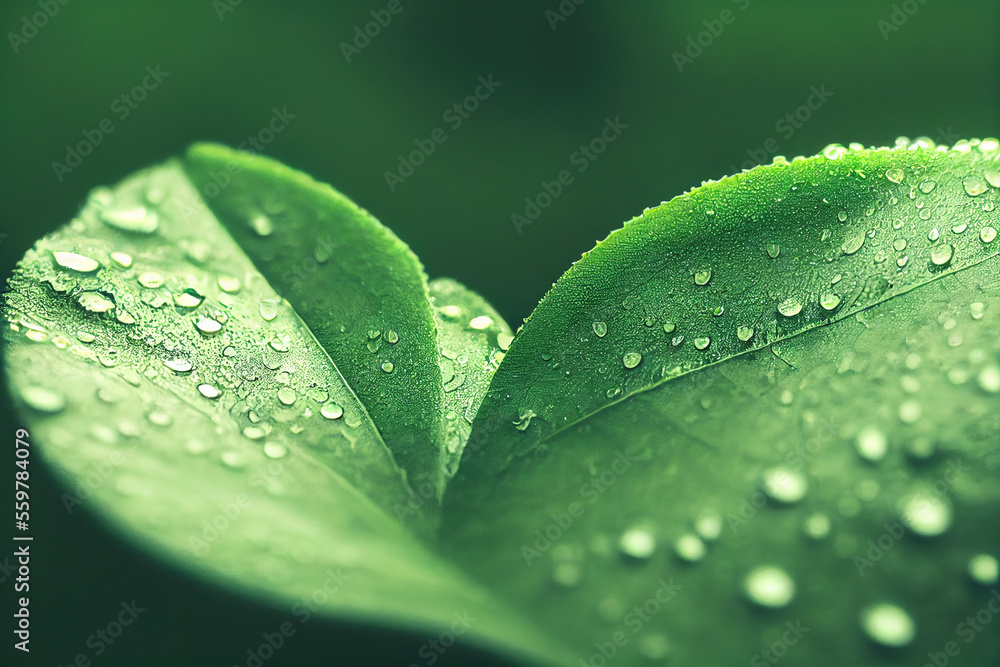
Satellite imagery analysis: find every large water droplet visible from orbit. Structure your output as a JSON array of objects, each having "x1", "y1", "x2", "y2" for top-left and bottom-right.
[
  {"x1": 980, "y1": 226, "x2": 997, "y2": 243},
  {"x1": 20, "y1": 385, "x2": 66, "y2": 413},
  {"x1": 110, "y1": 251, "x2": 133, "y2": 268},
  {"x1": 743, "y1": 566, "x2": 795, "y2": 608},
  {"x1": 259, "y1": 300, "x2": 278, "y2": 321},
  {"x1": 841, "y1": 231, "x2": 865, "y2": 255},
  {"x1": 321, "y1": 402, "x2": 344, "y2": 420},
  {"x1": 962, "y1": 174, "x2": 989, "y2": 196},
  {"x1": 277, "y1": 388, "x2": 296, "y2": 405},
  {"x1": 101, "y1": 205, "x2": 158, "y2": 233},
  {"x1": 78, "y1": 291, "x2": 116, "y2": 313},
  {"x1": 885, "y1": 168, "x2": 904, "y2": 184},
  {"x1": 899, "y1": 491, "x2": 951, "y2": 536},
  {"x1": 930, "y1": 244, "x2": 954, "y2": 266},
  {"x1": 860, "y1": 603, "x2": 915, "y2": 648},
  {"x1": 53, "y1": 251, "x2": 99, "y2": 273},
  {"x1": 623, "y1": 352, "x2": 642, "y2": 369},
  {"x1": 777, "y1": 297, "x2": 803, "y2": 317},
  {"x1": 468, "y1": 315, "x2": 493, "y2": 330},
  {"x1": 381, "y1": 361, "x2": 394, "y2": 373},
  {"x1": 618, "y1": 527, "x2": 655, "y2": 560},
  {"x1": 968, "y1": 554, "x2": 999, "y2": 586},
  {"x1": 197, "y1": 383, "x2": 221, "y2": 399},
  {"x1": 195, "y1": 317, "x2": 223, "y2": 335},
  {"x1": 693, "y1": 337, "x2": 711, "y2": 350},
  {"x1": 760, "y1": 466, "x2": 808, "y2": 503},
  {"x1": 173, "y1": 289, "x2": 204, "y2": 308}
]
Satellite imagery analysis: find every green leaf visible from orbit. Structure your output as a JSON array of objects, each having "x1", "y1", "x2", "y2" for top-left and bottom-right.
[
  {"x1": 2, "y1": 157, "x2": 573, "y2": 667},
  {"x1": 447, "y1": 140, "x2": 1000, "y2": 664},
  {"x1": 428, "y1": 277, "x2": 512, "y2": 480},
  {"x1": 183, "y1": 143, "x2": 449, "y2": 499}
]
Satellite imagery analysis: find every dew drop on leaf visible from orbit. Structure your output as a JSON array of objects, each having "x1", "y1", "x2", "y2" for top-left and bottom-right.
[
  {"x1": 53, "y1": 251, "x2": 100, "y2": 273},
  {"x1": 777, "y1": 297, "x2": 803, "y2": 317},
  {"x1": 320, "y1": 402, "x2": 344, "y2": 420},
  {"x1": 736, "y1": 326, "x2": 754, "y2": 342},
  {"x1": 592, "y1": 321, "x2": 608, "y2": 338},
  {"x1": 743, "y1": 566, "x2": 795, "y2": 608},
  {"x1": 622, "y1": 352, "x2": 642, "y2": 369},
  {"x1": 101, "y1": 205, "x2": 158, "y2": 234},
  {"x1": 860, "y1": 603, "x2": 915, "y2": 648},
  {"x1": 693, "y1": 268, "x2": 712, "y2": 286},
  {"x1": 930, "y1": 244, "x2": 954, "y2": 266}
]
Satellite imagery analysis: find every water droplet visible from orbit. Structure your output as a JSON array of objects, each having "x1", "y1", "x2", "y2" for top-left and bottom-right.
[
  {"x1": 643, "y1": 315, "x2": 656, "y2": 327},
  {"x1": 985, "y1": 169, "x2": 1000, "y2": 188},
  {"x1": 277, "y1": 388, "x2": 296, "y2": 405},
  {"x1": 855, "y1": 426, "x2": 888, "y2": 462},
  {"x1": 249, "y1": 213, "x2": 274, "y2": 236},
  {"x1": 623, "y1": 352, "x2": 642, "y2": 369},
  {"x1": 551, "y1": 561, "x2": 583, "y2": 588},
  {"x1": 978, "y1": 364, "x2": 1000, "y2": 393},
  {"x1": 819, "y1": 292, "x2": 841, "y2": 311},
  {"x1": 540, "y1": 352, "x2": 552, "y2": 361},
  {"x1": 885, "y1": 168, "x2": 904, "y2": 184},
  {"x1": 898, "y1": 400, "x2": 921, "y2": 424},
  {"x1": 242, "y1": 426, "x2": 266, "y2": 440},
  {"x1": 497, "y1": 332, "x2": 513, "y2": 350},
  {"x1": 618, "y1": 527, "x2": 655, "y2": 560},
  {"x1": 592, "y1": 321, "x2": 608, "y2": 338},
  {"x1": 164, "y1": 358, "x2": 192, "y2": 373},
  {"x1": 918, "y1": 178, "x2": 937, "y2": 194},
  {"x1": 321, "y1": 402, "x2": 344, "y2": 420},
  {"x1": 53, "y1": 251, "x2": 99, "y2": 273},
  {"x1": 712, "y1": 306, "x2": 724, "y2": 317},
  {"x1": 803, "y1": 513, "x2": 831, "y2": 540},
  {"x1": 20, "y1": 385, "x2": 66, "y2": 413},
  {"x1": 694, "y1": 510, "x2": 722, "y2": 541},
  {"x1": 743, "y1": 566, "x2": 795, "y2": 608},
  {"x1": 138, "y1": 272, "x2": 164, "y2": 288},
  {"x1": 263, "y1": 442, "x2": 287, "y2": 459},
  {"x1": 671, "y1": 335, "x2": 684, "y2": 347},
  {"x1": 147, "y1": 410, "x2": 172, "y2": 427},
  {"x1": 638, "y1": 634, "x2": 671, "y2": 661},
  {"x1": 381, "y1": 361, "x2": 394, "y2": 373},
  {"x1": 968, "y1": 554, "x2": 1000, "y2": 586},
  {"x1": 78, "y1": 291, "x2": 116, "y2": 313},
  {"x1": 896, "y1": 256, "x2": 909, "y2": 267},
  {"x1": 928, "y1": 227, "x2": 940, "y2": 242},
  {"x1": 981, "y1": 227, "x2": 997, "y2": 243},
  {"x1": 195, "y1": 317, "x2": 223, "y2": 335},
  {"x1": 766, "y1": 243, "x2": 781, "y2": 259},
  {"x1": 841, "y1": 231, "x2": 865, "y2": 255},
  {"x1": 674, "y1": 533, "x2": 706, "y2": 563},
  {"x1": 952, "y1": 223, "x2": 968, "y2": 234},
  {"x1": 899, "y1": 491, "x2": 952, "y2": 536},
  {"x1": 693, "y1": 336, "x2": 711, "y2": 350},
  {"x1": 963, "y1": 174, "x2": 989, "y2": 196},
  {"x1": 777, "y1": 297, "x2": 803, "y2": 317},
  {"x1": 173, "y1": 289, "x2": 204, "y2": 308},
  {"x1": 259, "y1": 300, "x2": 278, "y2": 321},
  {"x1": 860, "y1": 603, "x2": 915, "y2": 648},
  {"x1": 101, "y1": 205, "x2": 158, "y2": 233},
  {"x1": 837, "y1": 210, "x2": 848, "y2": 222},
  {"x1": 737, "y1": 325, "x2": 755, "y2": 342},
  {"x1": 760, "y1": 466, "x2": 808, "y2": 503},
  {"x1": 217, "y1": 274, "x2": 241, "y2": 293},
  {"x1": 930, "y1": 244, "x2": 954, "y2": 266},
  {"x1": 892, "y1": 238, "x2": 907, "y2": 252},
  {"x1": 197, "y1": 383, "x2": 221, "y2": 399},
  {"x1": 110, "y1": 251, "x2": 133, "y2": 268},
  {"x1": 693, "y1": 269, "x2": 712, "y2": 286},
  {"x1": 385, "y1": 329, "x2": 399, "y2": 344},
  {"x1": 469, "y1": 315, "x2": 493, "y2": 330},
  {"x1": 662, "y1": 322, "x2": 676, "y2": 334}
]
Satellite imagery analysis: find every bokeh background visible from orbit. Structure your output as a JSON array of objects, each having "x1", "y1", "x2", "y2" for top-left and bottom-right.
[{"x1": 1, "y1": 1, "x2": 997, "y2": 665}]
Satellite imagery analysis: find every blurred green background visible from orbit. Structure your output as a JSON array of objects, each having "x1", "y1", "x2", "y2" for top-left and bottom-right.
[{"x1": 1, "y1": 1, "x2": 997, "y2": 665}]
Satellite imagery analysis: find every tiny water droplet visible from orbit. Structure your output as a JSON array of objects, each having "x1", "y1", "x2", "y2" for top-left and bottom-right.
[
  {"x1": 110, "y1": 251, "x2": 133, "y2": 268},
  {"x1": 918, "y1": 178, "x2": 937, "y2": 194},
  {"x1": 819, "y1": 292, "x2": 841, "y2": 311},
  {"x1": 693, "y1": 336, "x2": 711, "y2": 350},
  {"x1": 662, "y1": 322, "x2": 676, "y2": 334},
  {"x1": 618, "y1": 527, "x2": 656, "y2": 560},
  {"x1": 263, "y1": 442, "x2": 287, "y2": 459},
  {"x1": 963, "y1": 174, "x2": 989, "y2": 196},
  {"x1": 20, "y1": 385, "x2": 66, "y2": 413},
  {"x1": 978, "y1": 364, "x2": 1000, "y2": 393},
  {"x1": 737, "y1": 325, "x2": 754, "y2": 342},
  {"x1": 760, "y1": 466, "x2": 808, "y2": 503},
  {"x1": 197, "y1": 383, "x2": 221, "y2": 399},
  {"x1": 837, "y1": 210, "x2": 848, "y2": 222},
  {"x1": 928, "y1": 227, "x2": 940, "y2": 241},
  {"x1": 952, "y1": 223, "x2": 968, "y2": 234},
  {"x1": 842, "y1": 231, "x2": 865, "y2": 255},
  {"x1": 217, "y1": 274, "x2": 241, "y2": 293},
  {"x1": 138, "y1": 272, "x2": 164, "y2": 288},
  {"x1": 766, "y1": 243, "x2": 781, "y2": 259},
  {"x1": 173, "y1": 289, "x2": 204, "y2": 308},
  {"x1": 693, "y1": 269, "x2": 712, "y2": 286},
  {"x1": 259, "y1": 300, "x2": 278, "y2": 321},
  {"x1": 164, "y1": 358, "x2": 192, "y2": 373},
  {"x1": 892, "y1": 238, "x2": 907, "y2": 251},
  {"x1": 674, "y1": 533, "x2": 706, "y2": 563},
  {"x1": 195, "y1": 317, "x2": 223, "y2": 335},
  {"x1": 803, "y1": 513, "x2": 831, "y2": 540},
  {"x1": 249, "y1": 213, "x2": 274, "y2": 236},
  {"x1": 381, "y1": 361, "x2": 394, "y2": 373},
  {"x1": 980, "y1": 227, "x2": 997, "y2": 243},
  {"x1": 856, "y1": 426, "x2": 888, "y2": 462},
  {"x1": 277, "y1": 388, "x2": 296, "y2": 405},
  {"x1": 885, "y1": 168, "x2": 904, "y2": 184},
  {"x1": 592, "y1": 321, "x2": 608, "y2": 338},
  {"x1": 385, "y1": 329, "x2": 399, "y2": 344}
]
